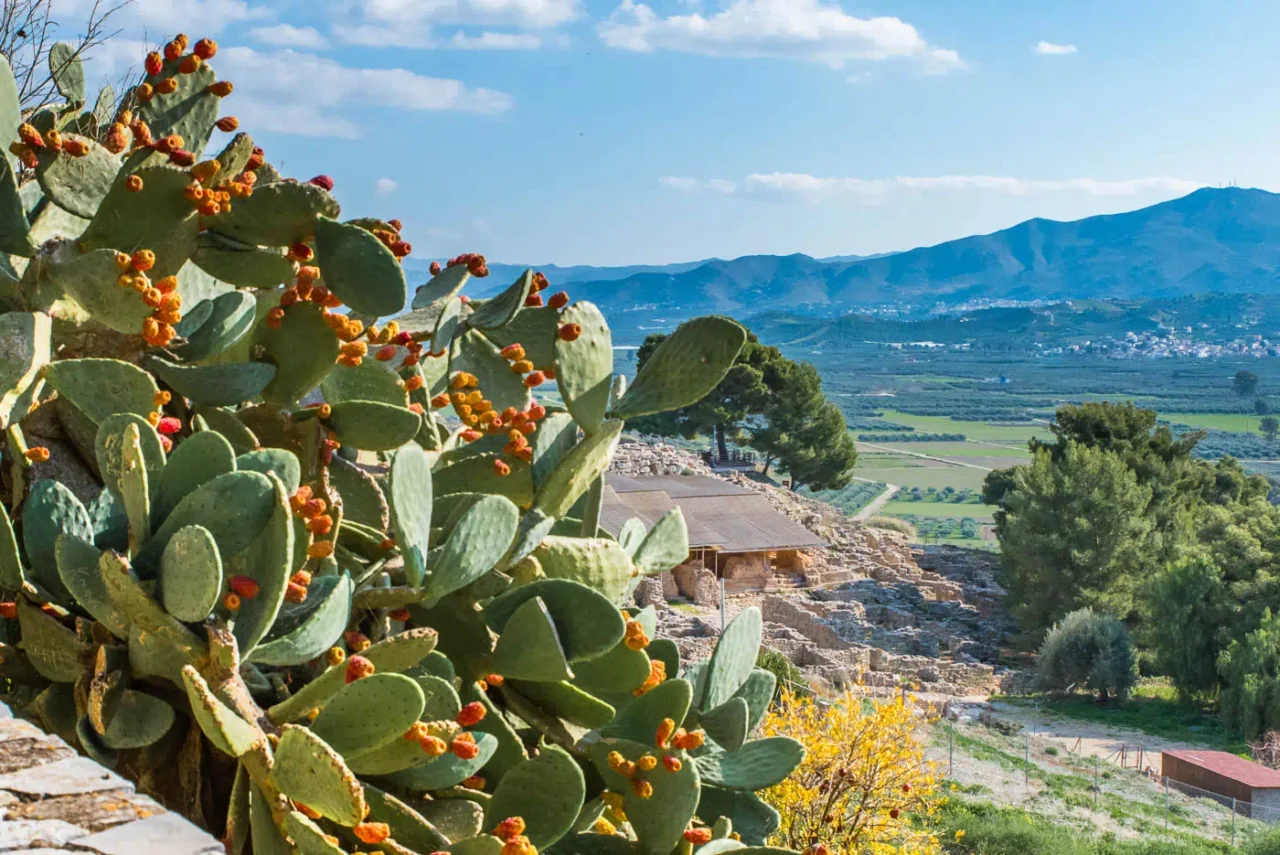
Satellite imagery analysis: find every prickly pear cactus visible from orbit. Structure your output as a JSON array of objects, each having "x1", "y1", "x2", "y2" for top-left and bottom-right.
[{"x1": 0, "y1": 32, "x2": 789, "y2": 855}]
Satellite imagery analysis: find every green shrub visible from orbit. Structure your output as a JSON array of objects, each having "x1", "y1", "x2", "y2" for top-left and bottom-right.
[
  {"x1": 938, "y1": 801, "x2": 1216, "y2": 854},
  {"x1": 756, "y1": 646, "x2": 811, "y2": 703},
  {"x1": 1038, "y1": 608, "x2": 1137, "y2": 701}
]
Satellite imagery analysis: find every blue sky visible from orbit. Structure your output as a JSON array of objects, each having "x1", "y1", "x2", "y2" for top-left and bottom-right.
[{"x1": 73, "y1": 0, "x2": 1280, "y2": 266}]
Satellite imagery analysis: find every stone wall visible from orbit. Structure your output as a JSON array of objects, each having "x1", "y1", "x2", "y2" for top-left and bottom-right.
[
  {"x1": 609, "y1": 439, "x2": 713, "y2": 477},
  {"x1": 0, "y1": 699, "x2": 223, "y2": 854}
]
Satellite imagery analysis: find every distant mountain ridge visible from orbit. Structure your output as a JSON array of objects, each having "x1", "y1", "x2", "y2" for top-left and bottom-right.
[{"x1": 413, "y1": 188, "x2": 1280, "y2": 324}]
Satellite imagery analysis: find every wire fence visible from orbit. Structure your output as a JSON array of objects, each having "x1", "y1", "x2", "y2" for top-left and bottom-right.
[{"x1": 936, "y1": 720, "x2": 1280, "y2": 848}]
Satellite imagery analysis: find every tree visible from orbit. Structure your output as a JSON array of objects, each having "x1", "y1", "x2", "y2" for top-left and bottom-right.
[
  {"x1": 1236, "y1": 369, "x2": 1260, "y2": 397},
  {"x1": 1038, "y1": 608, "x2": 1137, "y2": 702},
  {"x1": 1262, "y1": 416, "x2": 1278, "y2": 441},
  {"x1": 997, "y1": 443, "x2": 1154, "y2": 635},
  {"x1": 779, "y1": 400, "x2": 858, "y2": 492},
  {"x1": 1258, "y1": 399, "x2": 1272, "y2": 416},
  {"x1": 750, "y1": 359, "x2": 856, "y2": 491},
  {"x1": 3, "y1": 0, "x2": 131, "y2": 112},
  {"x1": 630, "y1": 331, "x2": 784, "y2": 461}
]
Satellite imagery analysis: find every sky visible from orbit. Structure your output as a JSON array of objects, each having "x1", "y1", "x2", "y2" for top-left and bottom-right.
[{"x1": 57, "y1": 0, "x2": 1280, "y2": 266}]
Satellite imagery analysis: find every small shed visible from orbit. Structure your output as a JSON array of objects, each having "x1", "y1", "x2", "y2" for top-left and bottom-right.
[
  {"x1": 601, "y1": 474, "x2": 826, "y2": 595},
  {"x1": 1162, "y1": 749, "x2": 1280, "y2": 818}
]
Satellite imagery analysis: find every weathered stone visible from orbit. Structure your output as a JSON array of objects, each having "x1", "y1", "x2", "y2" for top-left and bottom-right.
[
  {"x1": 73, "y1": 811, "x2": 224, "y2": 855},
  {"x1": 0, "y1": 757, "x2": 133, "y2": 797},
  {"x1": 0, "y1": 818, "x2": 88, "y2": 849}
]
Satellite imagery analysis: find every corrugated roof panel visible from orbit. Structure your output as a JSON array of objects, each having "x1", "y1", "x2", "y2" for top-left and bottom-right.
[
  {"x1": 1164, "y1": 750, "x2": 1280, "y2": 789},
  {"x1": 609, "y1": 474, "x2": 755, "y2": 499},
  {"x1": 601, "y1": 475, "x2": 825, "y2": 552}
]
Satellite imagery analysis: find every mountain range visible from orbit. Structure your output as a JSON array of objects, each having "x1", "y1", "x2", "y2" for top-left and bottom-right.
[{"x1": 408, "y1": 187, "x2": 1280, "y2": 327}]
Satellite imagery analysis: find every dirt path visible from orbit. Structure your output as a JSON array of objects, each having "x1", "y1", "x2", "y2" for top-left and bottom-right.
[
  {"x1": 990, "y1": 700, "x2": 1205, "y2": 776},
  {"x1": 853, "y1": 483, "x2": 900, "y2": 521}
]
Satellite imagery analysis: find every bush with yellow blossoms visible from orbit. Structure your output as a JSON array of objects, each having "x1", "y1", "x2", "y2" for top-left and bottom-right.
[{"x1": 760, "y1": 688, "x2": 944, "y2": 855}]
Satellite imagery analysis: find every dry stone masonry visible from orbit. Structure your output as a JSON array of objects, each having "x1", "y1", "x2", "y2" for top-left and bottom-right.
[
  {"x1": 616, "y1": 442, "x2": 1013, "y2": 698},
  {"x1": 0, "y1": 699, "x2": 223, "y2": 854}
]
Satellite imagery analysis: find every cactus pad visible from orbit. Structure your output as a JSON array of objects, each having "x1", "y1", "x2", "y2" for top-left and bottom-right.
[
  {"x1": 365, "y1": 784, "x2": 451, "y2": 854},
  {"x1": 145, "y1": 356, "x2": 276, "y2": 407},
  {"x1": 491, "y1": 596, "x2": 573, "y2": 682},
  {"x1": 633, "y1": 508, "x2": 689, "y2": 575},
  {"x1": 79, "y1": 166, "x2": 199, "y2": 278},
  {"x1": 484, "y1": 578, "x2": 625, "y2": 662},
  {"x1": 245, "y1": 572, "x2": 353, "y2": 666},
  {"x1": 451, "y1": 329, "x2": 532, "y2": 413},
  {"x1": 591, "y1": 737, "x2": 700, "y2": 855},
  {"x1": 699, "y1": 697, "x2": 749, "y2": 752},
  {"x1": 701, "y1": 607, "x2": 762, "y2": 710},
  {"x1": 467, "y1": 270, "x2": 532, "y2": 330},
  {"x1": 259, "y1": 301, "x2": 342, "y2": 405},
  {"x1": 533, "y1": 536, "x2": 634, "y2": 605},
  {"x1": 192, "y1": 237, "x2": 296, "y2": 290},
  {"x1": 140, "y1": 470, "x2": 276, "y2": 568},
  {"x1": 601, "y1": 678, "x2": 694, "y2": 744},
  {"x1": 17, "y1": 596, "x2": 87, "y2": 681},
  {"x1": 486, "y1": 743, "x2": 586, "y2": 848},
  {"x1": 273, "y1": 724, "x2": 367, "y2": 826},
  {"x1": 554, "y1": 302, "x2": 613, "y2": 432},
  {"x1": 428, "y1": 494, "x2": 518, "y2": 600},
  {"x1": 208, "y1": 181, "x2": 340, "y2": 247},
  {"x1": 34, "y1": 135, "x2": 118, "y2": 218},
  {"x1": 328, "y1": 455, "x2": 389, "y2": 530},
  {"x1": 322, "y1": 358, "x2": 409, "y2": 408},
  {"x1": 694, "y1": 738, "x2": 805, "y2": 791},
  {"x1": 312, "y1": 672, "x2": 426, "y2": 756},
  {"x1": 325, "y1": 400, "x2": 422, "y2": 451},
  {"x1": 533, "y1": 419, "x2": 622, "y2": 518},
  {"x1": 613, "y1": 317, "x2": 746, "y2": 420},
  {"x1": 99, "y1": 690, "x2": 175, "y2": 750},
  {"x1": 171, "y1": 290, "x2": 257, "y2": 361},
  {"x1": 23, "y1": 478, "x2": 93, "y2": 602},
  {"x1": 158, "y1": 524, "x2": 222, "y2": 622},
  {"x1": 235, "y1": 448, "x2": 302, "y2": 495},
  {"x1": 313, "y1": 216, "x2": 407, "y2": 316},
  {"x1": 383, "y1": 731, "x2": 498, "y2": 791},
  {"x1": 413, "y1": 264, "x2": 470, "y2": 309},
  {"x1": 153, "y1": 429, "x2": 237, "y2": 521},
  {"x1": 506, "y1": 679, "x2": 616, "y2": 729},
  {"x1": 180, "y1": 665, "x2": 262, "y2": 757},
  {"x1": 43, "y1": 358, "x2": 158, "y2": 425}
]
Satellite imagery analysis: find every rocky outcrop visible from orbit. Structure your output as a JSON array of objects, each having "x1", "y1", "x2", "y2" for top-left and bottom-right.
[{"x1": 616, "y1": 438, "x2": 1015, "y2": 698}]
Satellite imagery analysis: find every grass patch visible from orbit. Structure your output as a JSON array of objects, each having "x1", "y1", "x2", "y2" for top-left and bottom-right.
[
  {"x1": 1000, "y1": 682, "x2": 1249, "y2": 755},
  {"x1": 936, "y1": 800, "x2": 1231, "y2": 854},
  {"x1": 852, "y1": 464, "x2": 991, "y2": 492}
]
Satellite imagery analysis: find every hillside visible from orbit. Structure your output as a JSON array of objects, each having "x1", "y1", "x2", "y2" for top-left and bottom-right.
[{"x1": 500, "y1": 187, "x2": 1280, "y2": 323}]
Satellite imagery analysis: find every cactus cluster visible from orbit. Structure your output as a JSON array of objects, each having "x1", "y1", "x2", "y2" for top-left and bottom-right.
[{"x1": 0, "y1": 35, "x2": 805, "y2": 855}]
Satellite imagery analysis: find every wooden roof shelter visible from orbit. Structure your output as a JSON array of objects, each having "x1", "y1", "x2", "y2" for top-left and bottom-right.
[{"x1": 601, "y1": 475, "x2": 826, "y2": 553}]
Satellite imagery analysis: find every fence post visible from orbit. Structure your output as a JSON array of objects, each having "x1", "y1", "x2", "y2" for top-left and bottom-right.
[
  {"x1": 1164, "y1": 776, "x2": 1169, "y2": 830},
  {"x1": 948, "y1": 723, "x2": 954, "y2": 779},
  {"x1": 1231, "y1": 797, "x2": 1236, "y2": 847},
  {"x1": 1093, "y1": 756, "x2": 1099, "y2": 808},
  {"x1": 719, "y1": 578, "x2": 726, "y2": 630},
  {"x1": 1025, "y1": 733, "x2": 1030, "y2": 787}
]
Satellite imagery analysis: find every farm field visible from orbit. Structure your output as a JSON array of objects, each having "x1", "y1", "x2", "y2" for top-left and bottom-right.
[
  {"x1": 1164, "y1": 412, "x2": 1264, "y2": 432},
  {"x1": 881, "y1": 500, "x2": 996, "y2": 521},
  {"x1": 871, "y1": 410, "x2": 1051, "y2": 443},
  {"x1": 874, "y1": 441, "x2": 1031, "y2": 459},
  {"x1": 852, "y1": 461, "x2": 991, "y2": 493}
]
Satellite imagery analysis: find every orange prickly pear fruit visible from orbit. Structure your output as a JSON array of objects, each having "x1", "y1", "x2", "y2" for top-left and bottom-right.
[
  {"x1": 24, "y1": 447, "x2": 50, "y2": 463},
  {"x1": 179, "y1": 54, "x2": 202, "y2": 74},
  {"x1": 344, "y1": 655, "x2": 375, "y2": 684},
  {"x1": 156, "y1": 77, "x2": 178, "y2": 95},
  {"x1": 548, "y1": 291, "x2": 570, "y2": 309},
  {"x1": 194, "y1": 38, "x2": 218, "y2": 60},
  {"x1": 525, "y1": 293, "x2": 544, "y2": 308},
  {"x1": 125, "y1": 175, "x2": 145, "y2": 192},
  {"x1": 208, "y1": 80, "x2": 233, "y2": 97},
  {"x1": 145, "y1": 51, "x2": 164, "y2": 76},
  {"x1": 18, "y1": 123, "x2": 43, "y2": 148},
  {"x1": 559, "y1": 323, "x2": 582, "y2": 342}
]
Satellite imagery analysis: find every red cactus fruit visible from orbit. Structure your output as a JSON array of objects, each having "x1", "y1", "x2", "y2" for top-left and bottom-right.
[
  {"x1": 308, "y1": 175, "x2": 334, "y2": 191},
  {"x1": 145, "y1": 51, "x2": 164, "y2": 76},
  {"x1": 194, "y1": 38, "x2": 218, "y2": 60},
  {"x1": 215, "y1": 116, "x2": 239, "y2": 132},
  {"x1": 344, "y1": 655, "x2": 375, "y2": 684},
  {"x1": 228, "y1": 576, "x2": 261, "y2": 599},
  {"x1": 456, "y1": 702, "x2": 487, "y2": 726},
  {"x1": 156, "y1": 417, "x2": 182, "y2": 435},
  {"x1": 24, "y1": 447, "x2": 50, "y2": 463}
]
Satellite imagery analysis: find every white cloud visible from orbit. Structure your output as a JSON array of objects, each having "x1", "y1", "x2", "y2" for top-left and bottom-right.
[
  {"x1": 248, "y1": 24, "x2": 330, "y2": 49},
  {"x1": 662, "y1": 173, "x2": 1204, "y2": 202},
  {"x1": 214, "y1": 47, "x2": 513, "y2": 138},
  {"x1": 449, "y1": 31, "x2": 542, "y2": 49},
  {"x1": 331, "y1": 0, "x2": 579, "y2": 47},
  {"x1": 1035, "y1": 41, "x2": 1077, "y2": 55},
  {"x1": 598, "y1": 0, "x2": 964, "y2": 73},
  {"x1": 58, "y1": 0, "x2": 272, "y2": 33},
  {"x1": 660, "y1": 176, "x2": 739, "y2": 194},
  {"x1": 376, "y1": 177, "x2": 399, "y2": 195}
]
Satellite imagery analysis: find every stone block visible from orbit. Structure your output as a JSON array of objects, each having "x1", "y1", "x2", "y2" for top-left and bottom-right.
[
  {"x1": 0, "y1": 757, "x2": 133, "y2": 797},
  {"x1": 74, "y1": 811, "x2": 224, "y2": 855},
  {"x1": 0, "y1": 818, "x2": 87, "y2": 850}
]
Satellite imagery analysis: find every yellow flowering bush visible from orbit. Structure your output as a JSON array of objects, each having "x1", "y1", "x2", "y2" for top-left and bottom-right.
[{"x1": 760, "y1": 688, "x2": 943, "y2": 855}]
